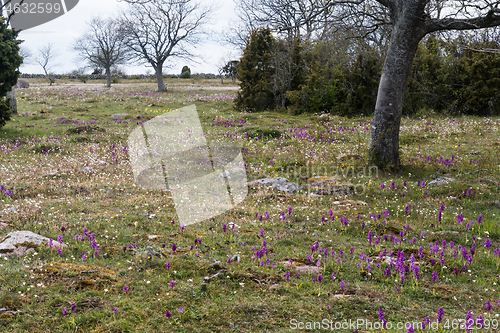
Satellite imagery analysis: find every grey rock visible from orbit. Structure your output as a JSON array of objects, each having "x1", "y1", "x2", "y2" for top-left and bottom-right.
[
  {"x1": 219, "y1": 167, "x2": 246, "y2": 179},
  {"x1": 248, "y1": 177, "x2": 301, "y2": 192},
  {"x1": 14, "y1": 78, "x2": 29, "y2": 89},
  {"x1": 111, "y1": 113, "x2": 130, "y2": 119},
  {"x1": 50, "y1": 117, "x2": 67, "y2": 122},
  {"x1": 19, "y1": 112, "x2": 33, "y2": 117},
  {"x1": 477, "y1": 178, "x2": 497, "y2": 186},
  {"x1": 146, "y1": 246, "x2": 165, "y2": 258},
  {"x1": 0, "y1": 231, "x2": 66, "y2": 257},
  {"x1": 426, "y1": 177, "x2": 456, "y2": 186},
  {"x1": 78, "y1": 167, "x2": 95, "y2": 173},
  {"x1": 39, "y1": 171, "x2": 66, "y2": 179}
]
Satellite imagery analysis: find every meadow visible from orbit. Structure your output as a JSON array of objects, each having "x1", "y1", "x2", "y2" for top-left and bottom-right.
[{"x1": 0, "y1": 77, "x2": 499, "y2": 332}]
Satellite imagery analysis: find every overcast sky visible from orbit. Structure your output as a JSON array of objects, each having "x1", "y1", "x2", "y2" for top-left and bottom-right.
[{"x1": 15, "y1": 0, "x2": 240, "y2": 75}]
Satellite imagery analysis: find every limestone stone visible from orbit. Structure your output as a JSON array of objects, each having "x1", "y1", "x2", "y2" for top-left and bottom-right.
[
  {"x1": 78, "y1": 167, "x2": 95, "y2": 173},
  {"x1": 111, "y1": 114, "x2": 130, "y2": 119},
  {"x1": 0, "y1": 231, "x2": 66, "y2": 257},
  {"x1": 426, "y1": 177, "x2": 456, "y2": 186},
  {"x1": 14, "y1": 79, "x2": 29, "y2": 89},
  {"x1": 248, "y1": 177, "x2": 301, "y2": 192}
]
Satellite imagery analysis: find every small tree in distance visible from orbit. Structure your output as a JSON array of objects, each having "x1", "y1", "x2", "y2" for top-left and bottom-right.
[
  {"x1": 35, "y1": 43, "x2": 58, "y2": 86},
  {"x1": 223, "y1": 60, "x2": 238, "y2": 83},
  {"x1": 216, "y1": 57, "x2": 227, "y2": 84},
  {"x1": 216, "y1": 53, "x2": 238, "y2": 84},
  {"x1": 180, "y1": 65, "x2": 191, "y2": 78},
  {"x1": 119, "y1": 0, "x2": 213, "y2": 92}
]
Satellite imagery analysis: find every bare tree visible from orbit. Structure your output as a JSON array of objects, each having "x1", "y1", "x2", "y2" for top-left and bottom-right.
[
  {"x1": 35, "y1": 43, "x2": 58, "y2": 85},
  {"x1": 231, "y1": 0, "x2": 341, "y2": 42},
  {"x1": 118, "y1": 0, "x2": 213, "y2": 92},
  {"x1": 216, "y1": 56, "x2": 228, "y2": 84},
  {"x1": 270, "y1": 38, "x2": 305, "y2": 108},
  {"x1": 73, "y1": 17, "x2": 130, "y2": 87},
  {"x1": 223, "y1": 1, "x2": 262, "y2": 48},
  {"x1": 216, "y1": 53, "x2": 238, "y2": 84}
]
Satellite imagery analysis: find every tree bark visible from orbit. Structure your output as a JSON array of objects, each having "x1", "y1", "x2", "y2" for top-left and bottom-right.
[
  {"x1": 6, "y1": 88, "x2": 17, "y2": 114},
  {"x1": 106, "y1": 67, "x2": 112, "y2": 87},
  {"x1": 155, "y1": 65, "x2": 166, "y2": 92},
  {"x1": 369, "y1": 3, "x2": 426, "y2": 169}
]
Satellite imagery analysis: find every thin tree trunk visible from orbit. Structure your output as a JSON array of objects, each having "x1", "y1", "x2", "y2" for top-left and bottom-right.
[
  {"x1": 106, "y1": 67, "x2": 112, "y2": 87},
  {"x1": 155, "y1": 65, "x2": 166, "y2": 92},
  {"x1": 6, "y1": 88, "x2": 17, "y2": 114},
  {"x1": 369, "y1": 5, "x2": 426, "y2": 169}
]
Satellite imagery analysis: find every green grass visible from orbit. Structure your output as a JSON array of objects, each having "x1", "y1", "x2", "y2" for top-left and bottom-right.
[{"x1": 0, "y1": 79, "x2": 499, "y2": 332}]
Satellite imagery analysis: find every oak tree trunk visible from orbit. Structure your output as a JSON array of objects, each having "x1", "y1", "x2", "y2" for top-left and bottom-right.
[
  {"x1": 369, "y1": 3, "x2": 426, "y2": 169},
  {"x1": 6, "y1": 88, "x2": 17, "y2": 114},
  {"x1": 106, "y1": 67, "x2": 112, "y2": 88},
  {"x1": 155, "y1": 65, "x2": 166, "y2": 92}
]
